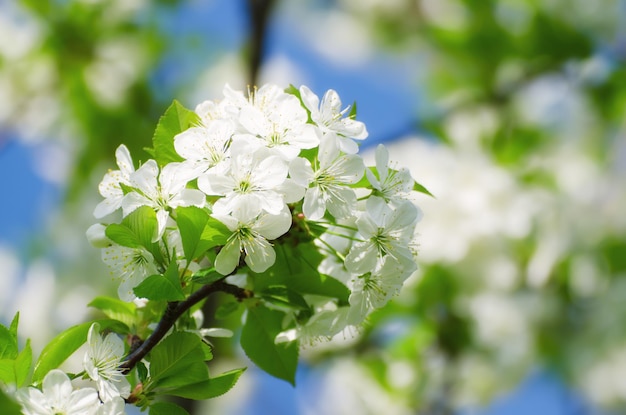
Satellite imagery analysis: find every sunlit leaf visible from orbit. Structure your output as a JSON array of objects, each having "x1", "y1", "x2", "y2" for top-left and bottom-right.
[
  {"x1": 0, "y1": 325, "x2": 17, "y2": 360},
  {"x1": 165, "y1": 367, "x2": 246, "y2": 400},
  {"x1": 133, "y1": 261, "x2": 185, "y2": 301},
  {"x1": 150, "y1": 401, "x2": 189, "y2": 415},
  {"x1": 150, "y1": 100, "x2": 200, "y2": 167},
  {"x1": 148, "y1": 332, "x2": 208, "y2": 388},
  {"x1": 88, "y1": 297, "x2": 137, "y2": 330},
  {"x1": 32, "y1": 319, "x2": 123, "y2": 385},
  {"x1": 241, "y1": 304, "x2": 297, "y2": 385},
  {"x1": 14, "y1": 339, "x2": 31, "y2": 387},
  {"x1": 176, "y1": 206, "x2": 212, "y2": 261}
]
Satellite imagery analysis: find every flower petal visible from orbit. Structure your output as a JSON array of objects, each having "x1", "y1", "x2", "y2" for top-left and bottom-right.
[{"x1": 215, "y1": 237, "x2": 241, "y2": 275}]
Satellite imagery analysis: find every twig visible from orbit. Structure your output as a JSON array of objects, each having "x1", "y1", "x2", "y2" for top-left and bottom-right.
[
  {"x1": 119, "y1": 280, "x2": 251, "y2": 373},
  {"x1": 246, "y1": 0, "x2": 276, "y2": 86}
]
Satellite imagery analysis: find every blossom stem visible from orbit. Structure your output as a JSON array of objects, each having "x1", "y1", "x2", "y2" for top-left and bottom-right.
[
  {"x1": 119, "y1": 279, "x2": 251, "y2": 373},
  {"x1": 316, "y1": 237, "x2": 346, "y2": 262}
]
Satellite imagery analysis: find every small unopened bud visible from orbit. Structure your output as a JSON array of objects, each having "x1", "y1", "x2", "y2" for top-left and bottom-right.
[{"x1": 86, "y1": 223, "x2": 110, "y2": 248}]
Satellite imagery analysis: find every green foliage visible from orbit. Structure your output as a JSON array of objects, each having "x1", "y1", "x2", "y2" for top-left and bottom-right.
[
  {"x1": 412, "y1": 181, "x2": 434, "y2": 197},
  {"x1": 252, "y1": 243, "x2": 350, "y2": 304},
  {"x1": 241, "y1": 303, "x2": 298, "y2": 385},
  {"x1": 148, "y1": 100, "x2": 200, "y2": 167},
  {"x1": 200, "y1": 217, "x2": 231, "y2": 248},
  {"x1": 259, "y1": 286, "x2": 310, "y2": 311},
  {"x1": 191, "y1": 268, "x2": 225, "y2": 285},
  {"x1": 0, "y1": 324, "x2": 18, "y2": 361},
  {"x1": 110, "y1": 206, "x2": 158, "y2": 247},
  {"x1": 88, "y1": 296, "x2": 137, "y2": 330},
  {"x1": 134, "y1": 261, "x2": 185, "y2": 301},
  {"x1": 215, "y1": 300, "x2": 242, "y2": 320},
  {"x1": 147, "y1": 331, "x2": 210, "y2": 391},
  {"x1": 0, "y1": 388, "x2": 22, "y2": 415},
  {"x1": 348, "y1": 101, "x2": 357, "y2": 119},
  {"x1": 0, "y1": 340, "x2": 32, "y2": 387},
  {"x1": 165, "y1": 368, "x2": 247, "y2": 400},
  {"x1": 32, "y1": 319, "x2": 124, "y2": 385},
  {"x1": 149, "y1": 401, "x2": 190, "y2": 415},
  {"x1": 0, "y1": 315, "x2": 31, "y2": 388},
  {"x1": 176, "y1": 206, "x2": 229, "y2": 262}
]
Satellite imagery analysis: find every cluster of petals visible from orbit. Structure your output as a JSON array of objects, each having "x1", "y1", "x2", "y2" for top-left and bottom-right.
[
  {"x1": 90, "y1": 83, "x2": 422, "y2": 340},
  {"x1": 169, "y1": 84, "x2": 372, "y2": 276},
  {"x1": 16, "y1": 324, "x2": 129, "y2": 414}
]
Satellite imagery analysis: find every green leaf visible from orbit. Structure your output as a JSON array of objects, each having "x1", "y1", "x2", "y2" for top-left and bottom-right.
[
  {"x1": 148, "y1": 332, "x2": 208, "y2": 387},
  {"x1": 15, "y1": 339, "x2": 31, "y2": 387},
  {"x1": 413, "y1": 180, "x2": 434, "y2": 197},
  {"x1": 200, "y1": 217, "x2": 231, "y2": 248},
  {"x1": 150, "y1": 402, "x2": 190, "y2": 415},
  {"x1": 88, "y1": 297, "x2": 137, "y2": 330},
  {"x1": 133, "y1": 261, "x2": 185, "y2": 301},
  {"x1": 0, "y1": 388, "x2": 22, "y2": 415},
  {"x1": 0, "y1": 325, "x2": 17, "y2": 360},
  {"x1": 215, "y1": 301, "x2": 241, "y2": 320},
  {"x1": 105, "y1": 224, "x2": 142, "y2": 248},
  {"x1": 136, "y1": 361, "x2": 149, "y2": 384},
  {"x1": 0, "y1": 360, "x2": 15, "y2": 384},
  {"x1": 123, "y1": 206, "x2": 159, "y2": 248},
  {"x1": 191, "y1": 268, "x2": 225, "y2": 285},
  {"x1": 32, "y1": 319, "x2": 122, "y2": 385},
  {"x1": 176, "y1": 206, "x2": 211, "y2": 261},
  {"x1": 348, "y1": 101, "x2": 357, "y2": 119},
  {"x1": 105, "y1": 206, "x2": 159, "y2": 250},
  {"x1": 200, "y1": 342, "x2": 213, "y2": 361},
  {"x1": 154, "y1": 361, "x2": 209, "y2": 390},
  {"x1": 0, "y1": 339, "x2": 32, "y2": 387},
  {"x1": 150, "y1": 100, "x2": 200, "y2": 167},
  {"x1": 9, "y1": 313, "x2": 19, "y2": 342},
  {"x1": 241, "y1": 304, "x2": 298, "y2": 385},
  {"x1": 253, "y1": 243, "x2": 350, "y2": 304},
  {"x1": 33, "y1": 322, "x2": 90, "y2": 384},
  {"x1": 260, "y1": 286, "x2": 310, "y2": 311},
  {"x1": 165, "y1": 368, "x2": 246, "y2": 400}
]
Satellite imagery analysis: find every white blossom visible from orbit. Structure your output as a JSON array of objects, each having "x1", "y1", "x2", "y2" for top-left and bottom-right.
[
  {"x1": 96, "y1": 397, "x2": 127, "y2": 415},
  {"x1": 174, "y1": 119, "x2": 234, "y2": 175},
  {"x1": 93, "y1": 145, "x2": 134, "y2": 219},
  {"x1": 102, "y1": 244, "x2": 157, "y2": 301},
  {"x1": 289, "y1": 138, "x2": 364, "y2": 220},
  {"x1": 348, "y1": 255, "x2": 415, "y2": 324},
  {"x1": 276, "y1": 306, "x2": 353, "y2": 347},
  {"x1": 16, "y1": 370, "x2": 100, "y2": 415},
  {"x1": 345, "y1": 196, "x2": 419, "y2": 275},
  {"x1": 198, "y1": 145, "x2": 290, "y2": 216},
  {"x1": 366, "y1": 144, "x2": 415, "y2": 205},
  {"x1": 83, "y1": 323, "x2": 130, "y2": 402},
  {"x1": 213, "y1": 204, "x2": 292, "y2": 275},
  {"x1": 122, "y1": 160, "x2": 205, "y2": 241},
  {"x1": 224, "y1": 84, "x2": 319, "y2": 160},
  {"x1": 299, "y1": 85, "x2": 368, "y2": 154}
]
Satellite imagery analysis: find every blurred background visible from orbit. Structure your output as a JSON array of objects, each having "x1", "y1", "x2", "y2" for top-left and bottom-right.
[{"x1": 1, "y1": 0, "x2": 626, "y2": 414}]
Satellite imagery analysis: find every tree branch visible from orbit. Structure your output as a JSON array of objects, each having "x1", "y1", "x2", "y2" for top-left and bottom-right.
[
  {"x1": 120, "y1": 280, "x2": 251, "y2": 373},
  {"x1": 246, "y1": 0, "x2": 276, "y2": 86}
]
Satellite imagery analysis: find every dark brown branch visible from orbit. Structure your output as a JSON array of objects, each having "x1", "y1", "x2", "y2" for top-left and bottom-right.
[
  {"x1": 246, "y1": 0, "x2": 276, "y2": 87},
  {"x1": 120, "y1": 280, "x2": 251, "y2": 373}
]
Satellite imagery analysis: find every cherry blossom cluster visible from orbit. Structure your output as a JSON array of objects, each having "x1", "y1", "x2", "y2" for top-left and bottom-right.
[
  {"x1": 90, "y1": 83, "x2": 422, "y2": 341},
  {"x1": 16, "y1": 324, "x2": 128, "y2": 415}
]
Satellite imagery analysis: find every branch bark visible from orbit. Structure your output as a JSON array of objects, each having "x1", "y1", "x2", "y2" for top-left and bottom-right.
[
  {"x1": 246, "y1": 0, "x2": 276, "y2": 86},
  {"x1": 119, "y1": 280, "x2": 251, "y2": 374}
]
